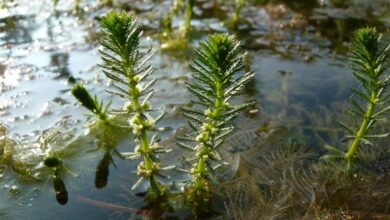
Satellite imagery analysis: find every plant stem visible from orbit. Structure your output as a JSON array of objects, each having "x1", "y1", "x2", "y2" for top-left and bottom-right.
[
  {"x1": 232, "y1": 0, "x2": 244, "y2": 29},
  {"x1": 126, "y1": 61, "x2": 161, "y2": 195},
  {"x1": 184, "y1": 0, "x2": 193, "y2": 38},
  {"x1": 346, "y1": 58, "x2": 380, "y2": 163},
  {"x1": 140, "y1": 131, "x2": 153, "y2": 170},
  {"x1": 193, "y1": 76, "x2": 225, "y2": 187},
  {"x1": 346, "y1": 90, "x2": 378, "y2": 161}
]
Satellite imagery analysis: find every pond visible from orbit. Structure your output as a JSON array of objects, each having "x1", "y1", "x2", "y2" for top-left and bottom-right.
[{"x1": 0, "y1": 0, "x2": 389, "y2": 219}]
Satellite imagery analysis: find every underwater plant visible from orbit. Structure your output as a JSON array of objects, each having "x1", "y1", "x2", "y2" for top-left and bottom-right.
[
  {"x1": 323, "y1": 28, "x2": 390, "y2": 171},
  {"x1": 177, "y1": 33, "x2": 254, "y2": 214}
]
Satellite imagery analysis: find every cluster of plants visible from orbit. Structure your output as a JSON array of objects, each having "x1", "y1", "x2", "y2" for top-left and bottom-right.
[
  {"x1": 159, "y1": 0, "x2": 248, "y2": 50},
  {"x1": 67, "y1": 7, "x2": 390, "y2": 218},
  {"x1": 1, "y1": 1, "x2": 389, "y2": 219},
  {"x1": 70, "y1": 10, "x2": 255, "y2": 217}
]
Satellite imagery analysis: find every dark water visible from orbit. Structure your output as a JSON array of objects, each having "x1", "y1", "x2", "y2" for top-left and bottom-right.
[{"x1": 0, "y1": 0, "x2": 389, "y2": 219}]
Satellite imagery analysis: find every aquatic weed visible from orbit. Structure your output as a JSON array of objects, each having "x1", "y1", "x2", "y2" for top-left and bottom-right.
[
  {"x1": 98, "y1": 10, "x2": 174, "y2": 204},
  {"x1": 323, "y1": 28, "x2": 390, "y2": 171},
  {"x1": 177, "y1": 33, "x2": 254, "y2": 215}
]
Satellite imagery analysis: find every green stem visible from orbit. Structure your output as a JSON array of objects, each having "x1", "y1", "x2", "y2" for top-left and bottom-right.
[
  {"x1": 126, "y1": 65, "x2": 161, "y2": 195},
  {"x1": 194, "y1": 78, "x2": 225, "y2": 186},
  {"x1": 184, "y1": 0, "x2": 193, "y2": 38},
  {"x1": 140, "y1": 131, "x2": 153, "y2": 170},
  {"x1": 195, "y1": 157, "x2": 206, "y2": 187},
  {"x1": 232, "y1": 0, "x2": 244, "y2": 28},
  {"x1": 346, "y1": 90, "x2": 378, "y2": 161}
]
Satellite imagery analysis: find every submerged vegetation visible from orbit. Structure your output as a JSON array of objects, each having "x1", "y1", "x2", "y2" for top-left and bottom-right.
[{"x1": 1, "y1": 0, "x2": 390, "y2": 219}]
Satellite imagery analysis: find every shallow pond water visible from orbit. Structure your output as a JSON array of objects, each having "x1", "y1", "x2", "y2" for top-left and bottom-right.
[{"x1": 0, "y1": 0, "x2": 389, "y2": 219}]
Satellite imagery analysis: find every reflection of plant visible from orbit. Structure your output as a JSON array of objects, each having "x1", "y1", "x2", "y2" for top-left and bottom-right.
[
  {"x1": 44, "y1": 156, "x2": 70, "y2": 205},
  {"x1": 94, "y1": 151, "x2": 111, "y2": 189},
  {"x1": 53, "y1": 175, "x2": 68, "y2": 205},
  {"x1": 323, "y1": 28, "x2": 390, "y2": 171},
  {"x1": 177, "y1": 33, "x2": 254, "y2": 214}
]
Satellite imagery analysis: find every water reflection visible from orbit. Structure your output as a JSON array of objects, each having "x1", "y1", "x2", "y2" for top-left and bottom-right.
[
  {"x1": 49, "y1": 52, "x2": 74, "y2": 82},
  {"x1": 95, "y1": 151, "x2": 111, "y2": 189},
  {"x1": 0, "y1": 15, "x2": 35, "y2": 46},
  {"x1": 53, "y1": 175, "x2": 68, "y2": 205},
  {"x1": 92, "y1": 122, "x2": 128, "y2": 189}
]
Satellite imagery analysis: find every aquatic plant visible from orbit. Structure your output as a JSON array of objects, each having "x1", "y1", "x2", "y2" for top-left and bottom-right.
[
  {"x1": 323, "y1": 28, "x2": 390, "y2": 171},
  {"x1": 71, "y1": 83, "x2": 110, "y2": 123},
  {"x1": 183, "y1": 0, "x2": 194, "y2": 38},
  {"x1": 98, "y1": 11, "x2": 172, "y2": 202},
  {"x1": 0, "y1": 125, "x2": 14, "y2": 164},
  {"x1": 177, "y1": 33, "x2": 254, "y2": 214},
  {"x1": 71, "y1": 10, "x2": 172, "y2": 203},
  {"x1": 161, "y1": 0, "x2": 195, "y2": 42},
  {"x1": 161, "y1": 0, "x2": 184, "y2": 37},
  {"x1": 100, "y1": 0, "x2": 113, "y2": 7},
  {"x1": 231, "y1": 0, "x2": 245, "y2": 29},
  {"x1": 222, "y1": 140, "x2": 316, "y2": 220}
]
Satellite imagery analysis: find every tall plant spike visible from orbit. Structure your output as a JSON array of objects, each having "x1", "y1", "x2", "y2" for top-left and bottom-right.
[
  {"x1": 324, "y1": 28, "x2": 390, "y2": 171},
  {"x1": 178, "y1": 33, "x2": 255, "y2": 209},
  {"x1": 99, "y1": 11, "x2": 170, "y2": 198}
]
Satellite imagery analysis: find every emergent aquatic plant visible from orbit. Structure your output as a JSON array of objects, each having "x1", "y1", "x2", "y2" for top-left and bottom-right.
[
  {"x1": 160, "y1": 0, "x2": 193, "y2": 45},
  {"x1": 98, "y1": 11, "x2": 172, "y2": 201},
  {"x1": 183, "y1": 0, "x2": 194, "y2": 38},
  {"x1": 71, "y1": 83, "x2": 110, "y2": 123},
  {"x1": 161, "y1": 0, "x2": 184, "y2": 37},
  {"x1": 323, "y1": 28, "x2": 390, "y2": 171},
  {"x1": 177, "y1": 33, "x2": 254, "y2": 213},
  {"x1": 71, "y1": 11, "x2": 172, "y2": 203},
  {"x1": 231, "y1": 0, "x2": 245, "y2": 29}
]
